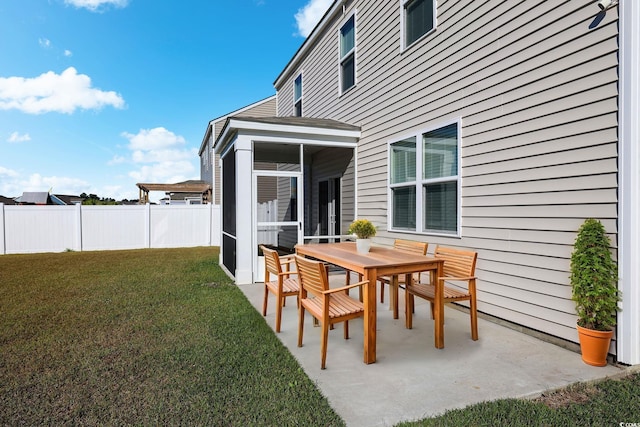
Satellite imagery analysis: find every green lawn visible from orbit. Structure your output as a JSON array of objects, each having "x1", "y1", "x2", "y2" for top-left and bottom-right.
[
  {"x1": 1, "y1": 247, "x2": 638, "y2": 426},
  {"x1": 0, "y1": 248, "x2": 344, "y2": 426}
]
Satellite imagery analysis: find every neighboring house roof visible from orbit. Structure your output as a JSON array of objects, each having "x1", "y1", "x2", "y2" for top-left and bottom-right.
[
  {"x1": 15, "y1": 192, "x2": 66, "y2": 205},
  {"x1": 55, "y1": 194, "x2": 84, "y2": 205},
  {"x1": 199, "y1": 95, "x2": 277, "y2": 156},
  {"x1": 0, "y1": 195, "x2": 16, "y2": 205}
]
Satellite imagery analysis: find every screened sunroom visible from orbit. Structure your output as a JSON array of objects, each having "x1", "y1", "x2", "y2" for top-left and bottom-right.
[{"x1": 213, "y1": 116, "x2": 360, "y2": 284}]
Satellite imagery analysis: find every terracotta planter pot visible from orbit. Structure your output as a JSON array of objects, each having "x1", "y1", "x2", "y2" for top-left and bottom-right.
[{"x1": 576, "y1": 324, "x2": 613, "y2": 367}]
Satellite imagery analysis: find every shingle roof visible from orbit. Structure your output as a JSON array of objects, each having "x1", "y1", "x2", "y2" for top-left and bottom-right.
[{"x1": 230, "y1": 116, "x2": 360, "y2": 132}]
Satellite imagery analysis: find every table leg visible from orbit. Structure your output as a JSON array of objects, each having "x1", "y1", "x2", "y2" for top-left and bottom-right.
[
  {"x1": 391, "y1": 275, "x2": 399, "y2": 319},
  {"x1": 363, "y1": 267, "x2": 377, "y2": 364},
  {"x1": 434, "y1": 263, "x2": 445, "y2": 349}
]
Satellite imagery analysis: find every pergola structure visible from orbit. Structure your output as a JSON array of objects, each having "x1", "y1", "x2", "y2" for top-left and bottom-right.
[{"x1": 136, "y1": 180, "x2": 212, "y2": 204}]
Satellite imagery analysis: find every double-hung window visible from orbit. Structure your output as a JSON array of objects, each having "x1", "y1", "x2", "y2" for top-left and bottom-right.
[
  {"x1": 339, "y1": 14, "x2": 356, "y2": 93},
  {"x1": 294, "y1": 74, "x2": 303, "y2": 117},
  {"x1": 402, "y1": 0, "x2": 435, "y2": 49},
  {"x1": 389, "y1": 122, "x2": 460, "y2": 235}
]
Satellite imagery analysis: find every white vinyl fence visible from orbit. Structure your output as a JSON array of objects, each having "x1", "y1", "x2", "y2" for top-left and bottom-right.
[{"x1": 0, "y1": 203, "x2": 220, "y2": 255}]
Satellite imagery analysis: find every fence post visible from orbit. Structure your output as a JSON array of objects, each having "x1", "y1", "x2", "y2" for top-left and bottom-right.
[
  {"x1": 0, "y1": 203, "x2": 5, "y2": 255},
  {"x1": 145, "y1": 203, "x2": 151, "y2": 248},
  {"x1": 208, "y1": 202, "x2": 212, "y2": 247},
  {"x1": 75, "y1": 203, "x2": 83, "y2": 251}
]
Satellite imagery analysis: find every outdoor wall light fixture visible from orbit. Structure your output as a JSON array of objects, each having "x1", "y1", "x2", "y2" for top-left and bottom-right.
[{"x1": 597, "y1": 0, "x2": 618, "y2": 11}]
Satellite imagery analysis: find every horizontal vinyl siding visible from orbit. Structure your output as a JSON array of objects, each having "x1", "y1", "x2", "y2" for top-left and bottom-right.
[{"x1": 275, "y1": 0, "x2": 619, "y2": 349}]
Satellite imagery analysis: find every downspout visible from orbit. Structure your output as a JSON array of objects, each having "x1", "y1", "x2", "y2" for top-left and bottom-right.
[{"x1": 617, "y1": 0, "x2": 640, "y2": 366}]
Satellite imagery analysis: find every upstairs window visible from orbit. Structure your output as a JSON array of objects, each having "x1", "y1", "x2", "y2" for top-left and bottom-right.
[
  {"x1": 402, "y1": 0, "x2": 435, "y2": 49},
  {"x1": 389, "y1": 121, "x2": 460, "y2": 235},
  {"x1": 339, "y1": 14, "x2": 356, "y2": 93},
  {"x1": 294, "y1": 74, "x2": 303, "y2": 117}
]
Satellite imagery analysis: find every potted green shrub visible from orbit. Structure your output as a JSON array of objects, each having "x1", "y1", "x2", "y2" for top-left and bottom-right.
[
  {"x1": 570, "y1": 218, "x2": 621, "y2": 366},
  {"x1": 348, "y1": 219, "x2": 377, "y2": 254}
]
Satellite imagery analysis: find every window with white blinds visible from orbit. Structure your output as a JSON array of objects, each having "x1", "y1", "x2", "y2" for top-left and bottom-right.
[
  {"x1": 401, "y1": 0, "x2": 435, "y2": 50},
  {"x1": 294, "y1": 74, "x2": 302, "y2": 117},
  {"x1": 389, "y1": 122, "x2": 460, "y2": 235},
  {"x1": 340, "y1": 14, "x2": 356, "y2": 93}
]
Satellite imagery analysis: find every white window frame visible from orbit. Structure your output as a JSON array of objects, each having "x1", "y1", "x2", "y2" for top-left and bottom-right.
[
  {"x1": 339, "y1": 12, "x2": 357, "y2": 95},
  {"x1": 294, "y1": 73, "x2": 303, "y2": 117},
  {"x1": 400, "y1": 0, "x2": 437, "y2": 52},
  {"x1": 387, "y1": 119, "x2": 461, "y2": 237}
]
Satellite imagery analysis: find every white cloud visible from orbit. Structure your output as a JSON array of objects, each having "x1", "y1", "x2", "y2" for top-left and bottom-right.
[
  {"x1": 108, "y1": 154, "x2": 126, "y2": 165},
  {"x1": 64, "y1": 50, "x2": 73, "y2": 57},
  {"x1": 121, "y1": 127, "x2": 197, "y2": 184},
  {"x1": 7, "y1": 132, "x2": 31, "y2": 143},
  {"x1": 295, "y1": 0, "x2": 333, "y2": 37},
  {"x1": 39, "y1": 38, "x2": 52, "y2": 49},
  {"x1": 0, "y1": 170, "x2": 92, "y2": 198},
  {"x1": 0, "y1": 166, "x2": 19, "y2": 179},
  {"x1": 122, "y1": 127, "x2": 186, "y2": 152},
  {"x1": 24, "y1": 174, "x2": 91, "y2": 193},
  {"x1": 64, "y1": 0, "x2": 128, "y2": 12},
  {"x1": 0, "y1": 67, "x2": 125, "y2": 114},
  {"x1": 128, "y1": 162, "x2": 196, "y2": 184}
]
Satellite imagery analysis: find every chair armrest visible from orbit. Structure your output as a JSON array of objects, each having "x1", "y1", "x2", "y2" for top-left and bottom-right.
[
  {"x1": 322, "y1": 280, "x2": 369, "y2": 295},
  {"x1": 438, "y1": 276, "x2": 477, "y2": 282},
  {"x1": 278, "y1": 271, "x2": 298, "y2": 277}
]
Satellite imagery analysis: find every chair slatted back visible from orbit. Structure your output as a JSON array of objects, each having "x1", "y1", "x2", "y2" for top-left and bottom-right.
[
  {"x1": 261, "y1": 246, "x2": 282, "y2": 277},
  {"x1": 434, "y1": 246, "x2": 477, "y2": 278},
  {"x1": 394, "y1": 239, "x2": 428, "y2": 255},
  {"x1": 295, "y1": 255, "x2": 328, "y2": 298}
]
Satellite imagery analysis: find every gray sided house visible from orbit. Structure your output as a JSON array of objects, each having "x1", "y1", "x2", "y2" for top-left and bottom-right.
[
  {"x1": 199, "y1": 95, "x2": 277, "y2": 205},
  {"x1": 214, "y1": 1, "x2": 639, "y2": 366}
]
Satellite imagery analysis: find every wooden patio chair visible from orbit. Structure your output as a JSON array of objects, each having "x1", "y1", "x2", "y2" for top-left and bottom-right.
[
  {"x1": 405, "y1": 245, "x2": 479, "y2": 341},
  {"x1": 260, "y1": 245, "x2": 300, "y2": 333},
  {"x1": 377, "y1": 239, "x2": 428, "y2": 317},
  {"x1": 294, "y1": 255, "x2": 367, "y2": 369}
]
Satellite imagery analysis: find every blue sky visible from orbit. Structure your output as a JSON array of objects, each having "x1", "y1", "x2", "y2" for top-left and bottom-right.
[{"x1": 0, "y1": 0, "x2": 332, "y2": 201}]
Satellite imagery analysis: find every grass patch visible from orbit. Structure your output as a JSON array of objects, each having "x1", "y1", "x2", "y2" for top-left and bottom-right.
[
  {"x1": 396, "y1": 373, "x2": 640, "y2": 426},
  {"x1": 2, "y1": 247, "x2": 638, "y2": 426},
  {"x1": 0, "y1": 248, "x2": 344, "y2": 426}
]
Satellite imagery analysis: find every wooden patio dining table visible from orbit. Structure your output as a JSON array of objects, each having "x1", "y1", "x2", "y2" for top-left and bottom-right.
[{"x1": 295, "y1": 241, "x2": 445, "y2": 364}]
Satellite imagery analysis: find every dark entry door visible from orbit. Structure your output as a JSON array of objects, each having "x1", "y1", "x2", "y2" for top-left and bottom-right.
[{"x1": 319, "y1": 178, "x2": 340, "y2": 242}]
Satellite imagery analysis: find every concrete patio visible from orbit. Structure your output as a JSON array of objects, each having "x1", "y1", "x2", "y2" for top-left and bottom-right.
[{"x1": 238, "y1": 273, "x2": 627, "y2": 427}]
